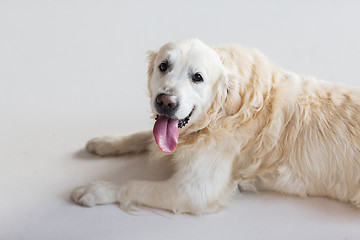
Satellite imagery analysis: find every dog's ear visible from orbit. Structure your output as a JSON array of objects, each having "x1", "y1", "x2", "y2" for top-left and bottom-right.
[
  {"x1": 208, "y1": 66, "x2": 242, "y2": 119},
  {"x1": 212, "y1": 46, "x2": 276, "y2": 124},
  {"x1": 147, "y1": 50, "x2": 157, "y2": 80},
  {"x1": 147, "y1": 51, "x2": 157, "y2": 99},
  {"x1": 209, "y1": 48, "x2": 243, "y2": 117},
  {"x1": 223, "y1": 69, "x2": 242, "y2": 115}
]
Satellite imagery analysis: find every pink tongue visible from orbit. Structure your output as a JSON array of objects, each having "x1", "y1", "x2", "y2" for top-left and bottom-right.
[{"x1": 153, "y1": 116, "x2": 179, "y2": 153}]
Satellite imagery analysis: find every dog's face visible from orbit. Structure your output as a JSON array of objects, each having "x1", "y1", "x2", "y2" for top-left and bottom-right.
[{"x1": 148, "y1": 39, "x2": 225, "y2": 153}]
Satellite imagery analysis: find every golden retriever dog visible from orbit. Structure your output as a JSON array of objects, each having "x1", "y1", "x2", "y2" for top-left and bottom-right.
[{"x1": 72, "y1": 39, "x2": 360, "y2": 214}]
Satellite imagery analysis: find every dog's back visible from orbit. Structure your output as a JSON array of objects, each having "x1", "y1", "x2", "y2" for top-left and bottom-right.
[{"x1": 217, "y1": 45, "x2": 360, "y2": 205}]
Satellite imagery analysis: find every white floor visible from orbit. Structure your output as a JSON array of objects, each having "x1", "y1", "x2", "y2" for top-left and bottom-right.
[{"x1": 2, "y1": 1, "x2": 360, "y2": 239}]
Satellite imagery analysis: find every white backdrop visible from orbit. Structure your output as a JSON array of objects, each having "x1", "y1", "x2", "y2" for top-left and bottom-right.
[{"x1": 1, "y1": 1, "x2": 360, "y2": 239}]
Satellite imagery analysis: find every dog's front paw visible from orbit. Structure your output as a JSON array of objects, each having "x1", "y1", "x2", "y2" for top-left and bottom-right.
[
  {"x1": 86, "y1": 137, "x2": 123, "y2": 156},
  {"x1": 71, "y1": 181, "x2": 117, "y2": 207}
]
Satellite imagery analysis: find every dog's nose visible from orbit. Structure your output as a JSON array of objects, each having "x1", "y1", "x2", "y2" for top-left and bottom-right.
[{"x1": 156, "y1": 94, "x2": 178, "y2": 112}]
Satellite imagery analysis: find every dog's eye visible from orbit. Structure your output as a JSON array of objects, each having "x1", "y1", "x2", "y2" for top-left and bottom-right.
[
  {"x1": 159, "y1": 62, "x2": 168, "y2": 72},
  {"x1": 192, "y1": 73, "x2": 203, "y2": 83}
]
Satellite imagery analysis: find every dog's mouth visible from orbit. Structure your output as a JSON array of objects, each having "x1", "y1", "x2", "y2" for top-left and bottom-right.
[
  {"x1": 153, "y1": 108, "x2": 194, "y2": 153},
  {"x1": 155, "y1": 108, "x2": 194, "y2": 129}
]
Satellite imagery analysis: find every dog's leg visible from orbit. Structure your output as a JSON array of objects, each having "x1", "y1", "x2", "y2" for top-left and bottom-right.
[
  {"x1": 350, "y1": 189, "x2": 360, "y2": 208},
  {"x1": 72, "y1": 152, "x2": 234, "y2": 214},
  {"x1": 86, "y1": 131, "x2": 153, "y2": 156}
]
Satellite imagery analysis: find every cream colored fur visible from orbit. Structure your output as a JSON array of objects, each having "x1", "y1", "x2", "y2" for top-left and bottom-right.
[{"x1": 72, "y1": 39, "x2": 360, "y2": 214}]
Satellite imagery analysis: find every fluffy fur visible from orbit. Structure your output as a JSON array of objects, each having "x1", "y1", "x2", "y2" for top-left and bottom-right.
[{"x1": 72, "y1": 39, "x2": 360, "y2": 214}]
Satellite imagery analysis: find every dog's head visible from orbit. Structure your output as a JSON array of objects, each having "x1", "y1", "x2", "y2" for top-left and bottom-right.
[{"x1": 147, "y1": 39, "x2": 228, "y2": 153}]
